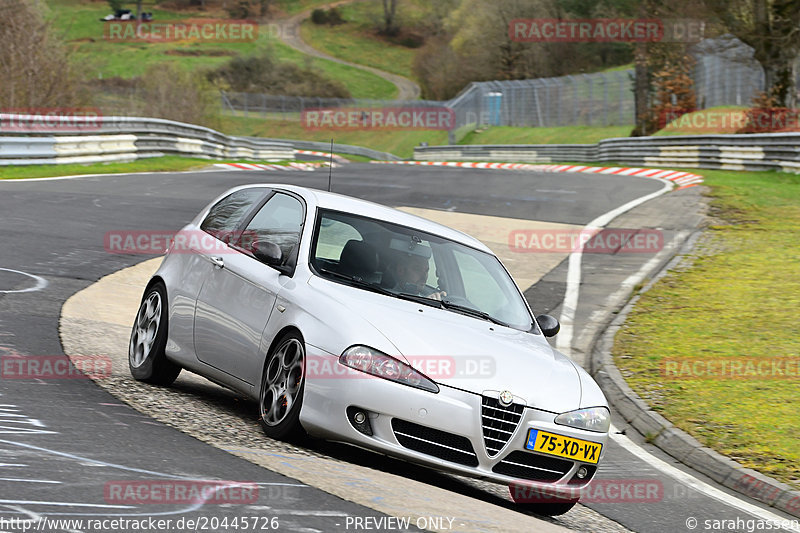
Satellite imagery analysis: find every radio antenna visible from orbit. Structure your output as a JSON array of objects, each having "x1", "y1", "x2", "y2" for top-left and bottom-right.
[{"x1": 327, "y1": 139, "x2": 334, "y2": 192}]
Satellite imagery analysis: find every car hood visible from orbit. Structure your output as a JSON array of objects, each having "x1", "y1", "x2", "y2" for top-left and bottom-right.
[{"x1": 309, "y1": 277, "x2": 582, "y2": 413}]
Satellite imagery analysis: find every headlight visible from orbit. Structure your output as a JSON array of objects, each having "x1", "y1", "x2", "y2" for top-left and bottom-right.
[
  {"x1": 554, "y1": 406, "x2": 610, "y2": 433},
  {"x1": 340, "y1": 346, "x2": 439, "y2": 393}
]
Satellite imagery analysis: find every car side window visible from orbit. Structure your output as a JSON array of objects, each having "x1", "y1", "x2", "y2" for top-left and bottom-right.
[
  {"x1": 315, "y1": 218, "x2": 363, "y2": 260},
  {"x1": 200, "y1": 188, "x2": 267, "y2": 240},
  {"x1": 240, "y1": 193, "x2": 304, "y2": 261}
]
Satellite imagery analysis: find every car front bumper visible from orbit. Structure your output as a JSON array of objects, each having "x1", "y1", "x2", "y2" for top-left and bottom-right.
[{"x1": 300, "y1": 347, "x2": 608, "y2": 495}]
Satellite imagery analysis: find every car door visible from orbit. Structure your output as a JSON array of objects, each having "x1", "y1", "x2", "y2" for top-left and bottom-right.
[
  {"x1": 193, "y1": 191, "x2": 305, "y2": 384},
  {"x1": 168, "y1": 187, "x2": 269, "y2": 361}
]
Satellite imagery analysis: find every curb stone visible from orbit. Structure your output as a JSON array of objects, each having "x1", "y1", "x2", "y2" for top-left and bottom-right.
[{"x1": 589, "y1": 227, "x2": 800, "y2": 519}]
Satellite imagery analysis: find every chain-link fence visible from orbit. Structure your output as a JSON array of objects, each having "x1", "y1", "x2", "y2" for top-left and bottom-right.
[
  {"x1": 91, "y1": 35, "x2": 799, "y2": 133},
  {"x1": 220, "y1": 69, "x2": 636, "y2": 131},
  {"x1": 448, "y1": 71, "x2": 635, "y2": 129},
  {"x1": 219, "y1": 92, "x2": 454, "y2": 122}
]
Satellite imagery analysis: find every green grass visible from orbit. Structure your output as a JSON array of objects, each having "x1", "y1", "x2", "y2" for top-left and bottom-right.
[
  {"x1": 0, "y1": 156, "x2": 309, "y2": 179},
  {"x1": 268, "y1": 39, "x2": 397, "y2": 99},
  {"x1": 653, "y1": 106, "x2": 749, "y2": 136},
  {"x1": 219, "y1": 115, "x2": 446, "y2": 158},
  {"x1": 598, "y1": 62, "x2": 633, "y2": 73},
  {"x1": 299, "y1": 1, "x2": 419, "y2": 81},
  {"x1": 613, "y1": 169, "x2": 800, "y2": 489},
  {"x1": 216, "y1": 121, "x2": 635, "y2": 157},
  {"x1": 276, "y1": 0, "x2": 338, "y2": 15},
  {"x1": 460, "y1": 125, "x2": 633, "y2": 145},
  {"x1": 0, "y1": 156, "x2": 212, "y2": 179},
  {"x1": 47, "y1": 0, "x2": 396, "y2": 99}
]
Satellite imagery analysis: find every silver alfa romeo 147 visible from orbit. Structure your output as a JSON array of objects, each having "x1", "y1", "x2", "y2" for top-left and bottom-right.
[{"x1": 129, "y1": 184, "x2": 610, "y2": 515}]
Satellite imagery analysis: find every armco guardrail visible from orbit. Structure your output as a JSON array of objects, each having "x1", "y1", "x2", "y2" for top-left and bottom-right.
[
  {"x1": 0, "y1": 114, "x2": 312, "y2": 166},
  {"x1": 254, "y1": 138, "x2": 400, "y2": 161},
  {"x1": 414, "y1": 133, "x2": 800, "y2": 173}
]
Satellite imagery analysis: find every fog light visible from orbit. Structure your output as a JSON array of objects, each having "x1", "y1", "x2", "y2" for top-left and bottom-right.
[
  {"x1": 576, "y1": 466, "x2": 589, "y2": 479},
  {"x1": 346, "y1": 406, "x2": 373, "y2": 436}
]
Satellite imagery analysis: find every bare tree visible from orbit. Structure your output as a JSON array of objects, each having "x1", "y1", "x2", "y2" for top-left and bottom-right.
[
  {"x1": 444, "y1": 0, "x2": 571, "y2": 80},
  {"x1": 381, "y1": 0, "x2": 399, "y2": 35},
  {"x1": 0, "y1": 0, "x2": 86, "y2": 109},
  {"x1": 632, "y1": 0, "x2": 653, "y2": 136},
  {"x1": 139, "y1": 63, "x2": 219, "y2": 128}
]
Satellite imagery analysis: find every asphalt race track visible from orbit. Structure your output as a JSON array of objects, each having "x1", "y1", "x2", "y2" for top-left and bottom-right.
[{"x1": 0, "y1": 165, "x2": 796, "y2": 533}]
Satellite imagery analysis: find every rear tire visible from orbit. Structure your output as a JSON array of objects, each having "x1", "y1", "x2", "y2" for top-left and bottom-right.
[
  {"x1": 128, "y1": 282, "x2": 181, "y2": 385},
  {"x1": 258, "y1": 332, "x2": 306, "y2": 441}
]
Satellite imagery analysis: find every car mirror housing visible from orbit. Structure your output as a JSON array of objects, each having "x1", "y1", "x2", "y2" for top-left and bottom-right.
[
  {"x1": 253, "y1": 240, "x2": 283, "y2": 266},
  {"x1": 536, "y1": 314, "x2": 560, "y2": 337}
]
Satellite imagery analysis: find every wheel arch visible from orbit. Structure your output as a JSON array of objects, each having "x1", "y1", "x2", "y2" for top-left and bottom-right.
[
  {"x1": 142, "y1": 275, "x2": 166, "y2": 298},
  {"x1": 260, "y1": 326, "x2": 305, "y2": 378},
  {"x1": 140, "y1": 276, "x2": 170, "y2": 348}
]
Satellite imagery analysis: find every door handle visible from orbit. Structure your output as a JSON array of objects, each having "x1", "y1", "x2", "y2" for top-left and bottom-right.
[{"x1": 210, "y1": 256, "x2": 224, "y2": 268}]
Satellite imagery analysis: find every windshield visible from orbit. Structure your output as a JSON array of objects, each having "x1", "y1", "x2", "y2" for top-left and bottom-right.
[{"x1": 310, "y1": 209, "x2": 534, "y2": 331}]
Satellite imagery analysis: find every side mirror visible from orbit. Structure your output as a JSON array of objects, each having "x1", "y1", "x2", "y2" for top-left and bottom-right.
[
  {"x1": 536, "y1": 314, "x2": 560, "y2": 337},
  {"x1": 252, "y1": 240, "x2": 283, "y2": 266}
]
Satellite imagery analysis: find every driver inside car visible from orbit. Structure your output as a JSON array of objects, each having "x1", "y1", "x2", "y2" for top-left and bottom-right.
[{"x1": 388, "y1": 251, "x2": 447, "y2": 301}]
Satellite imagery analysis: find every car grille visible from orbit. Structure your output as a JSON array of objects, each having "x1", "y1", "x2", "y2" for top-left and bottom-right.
[
  {"x1": 392, "y1": 419, "x2": 479, "y2": 467},
  {"x1": 481, "y1": 396, "x2": 524, "y2": 457},
  {"x1": 492, "y1": 451, "x2": 573, "y2": 482}
]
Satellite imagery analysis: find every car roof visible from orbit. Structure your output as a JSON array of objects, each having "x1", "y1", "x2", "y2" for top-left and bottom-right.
[{"x1": 241, "y1": 183, "x2": 491, "y2": 253}]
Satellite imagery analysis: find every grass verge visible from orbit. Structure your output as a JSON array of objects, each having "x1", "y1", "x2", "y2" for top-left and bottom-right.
[
  {"x1": 459, "y1": 125, "x2": 633, "y2": 145},
  {"x1": 0, "y1": 156, "x2": 308, "y2": 179},
  {"x1": 299, "y1": 2, "x2": 420, "y2": 82},
  {"x1": 219, "y1": 115, "x2": 446, "y2": 158},
  {"x1": 613, "y1": 168, "x2": 800, "y2": 489},
  {"x1": 47, "y1": 0, "x2": 396, "y2": 99},
  {"x1": 218, "y1": 120, "x2": 640, "y2": 157},
  {"x1": 652, "y1": 107, "x2": 749, "y2": 136}
]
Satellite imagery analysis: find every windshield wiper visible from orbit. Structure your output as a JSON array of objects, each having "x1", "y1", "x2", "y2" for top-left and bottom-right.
[
  {"x1": 396, "y1": 292, "x2": 445, "y2": 308},
  {"x1": 317, "y1": 270, "x2": 511, "y2": 323},
  {"x1": 318, "y1": 269, "x2": 441, "y2": 307},
  {"x1": 440, "y1": 300, "x2": 510, "y2": 327},
  {"x1": 318, "y1": 268, "x2": 392, "y2": 294}
]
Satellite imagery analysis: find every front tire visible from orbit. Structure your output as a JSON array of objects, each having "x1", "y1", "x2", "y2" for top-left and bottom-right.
[
  {"x1": 259, "y1": 332, "x2": 306, "y2": 440},
  {"x1": 128, "y1": 282, "x2": 181, "y2": 385}
]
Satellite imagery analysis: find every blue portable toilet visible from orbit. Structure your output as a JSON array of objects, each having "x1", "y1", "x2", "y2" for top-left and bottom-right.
[{"x1": 485, "y1": 92, "x2": 503, "y2": 126}]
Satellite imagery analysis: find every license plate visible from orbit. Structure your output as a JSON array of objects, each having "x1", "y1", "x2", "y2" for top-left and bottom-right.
[{"x1": 525, "y1": 429, "x2": 602, "y2": 464}]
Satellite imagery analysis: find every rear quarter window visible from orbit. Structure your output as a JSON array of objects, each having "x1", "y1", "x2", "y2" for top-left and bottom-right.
[{"x1": 200, "y1": 188, "x2": 268, "y2": 237}]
